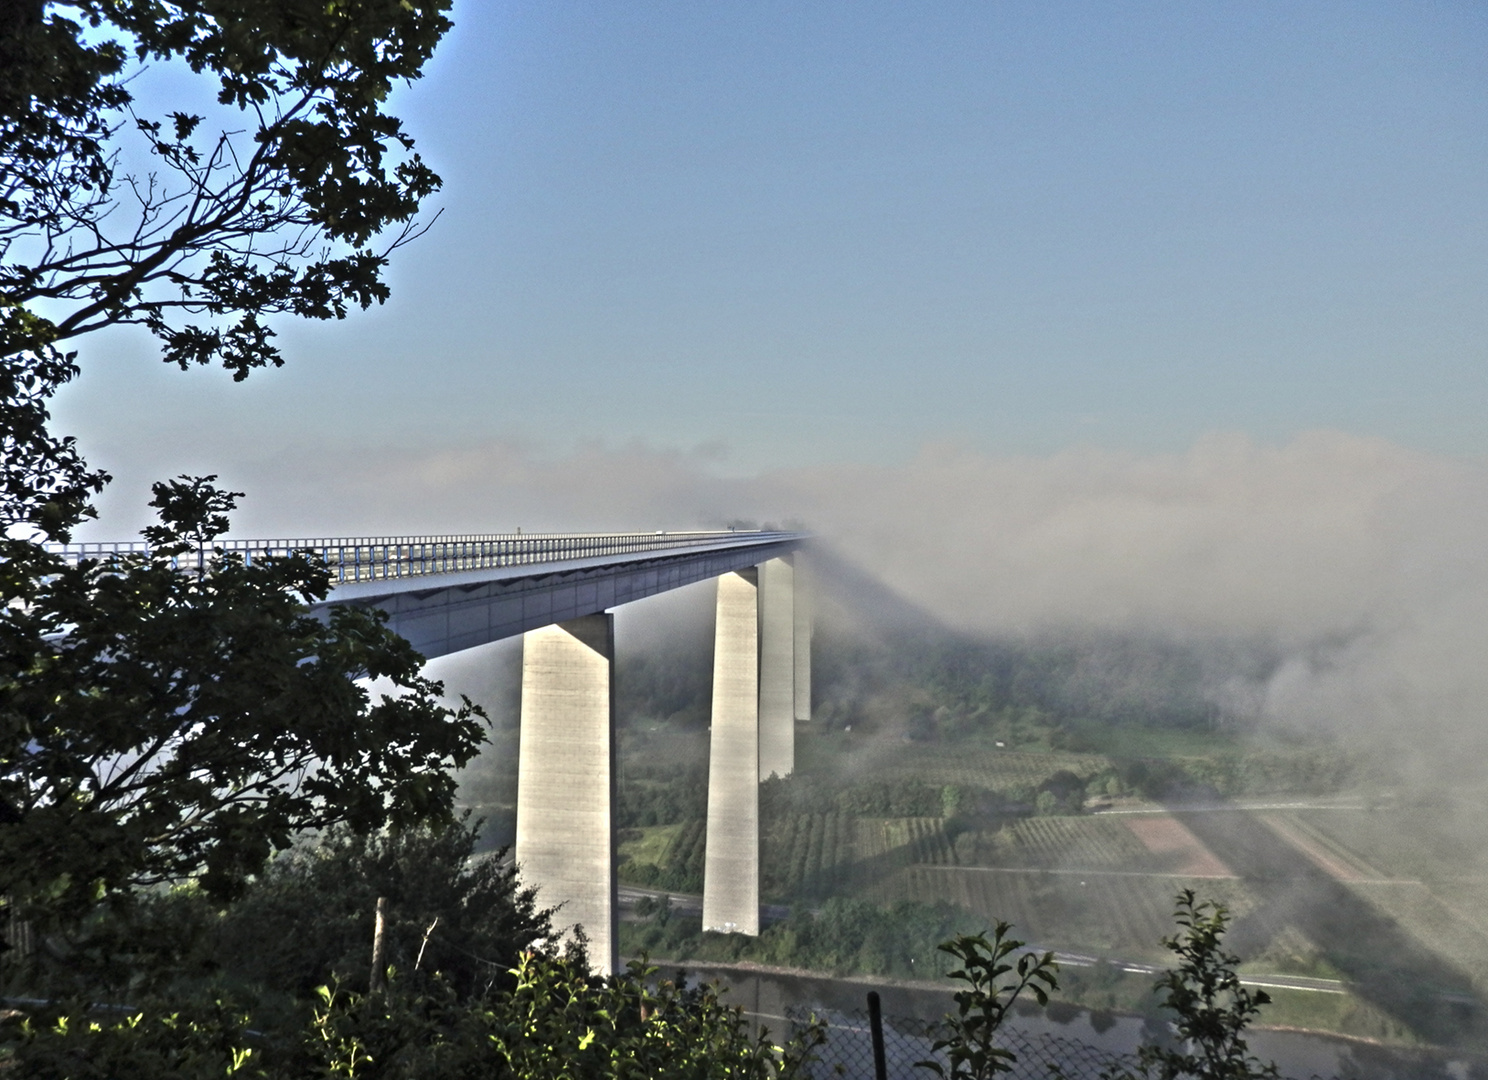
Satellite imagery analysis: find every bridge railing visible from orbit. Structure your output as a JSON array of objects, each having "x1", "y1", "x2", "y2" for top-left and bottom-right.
[{"x1": 46, "y1": 531, "x2": 804, "y2": 585}]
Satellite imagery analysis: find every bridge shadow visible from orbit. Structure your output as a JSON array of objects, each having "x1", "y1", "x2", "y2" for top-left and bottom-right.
[
  {"x1": 760, "y1": 817, "x2": 943, "y2": 903},
  {"x1": 760, "y1": 800, "x2": 1487, "y2": 1046},
  {"x1": 1169, "y1": 803, "x2": 1484, "y2": 1047}
]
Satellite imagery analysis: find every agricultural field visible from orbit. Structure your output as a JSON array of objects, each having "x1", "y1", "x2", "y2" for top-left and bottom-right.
[
  {"x1": 618, "y1": 822, "x2": 685, "y2": 870},
  {"x1": 619, "y1": 819, "x2": 707, "y2": 892},
  {"x1": 791, "y1": 749, "x2": 1488, "y2": 1038},
  {"x1": 1253, "y1": 808, "x2": 1488, "y2": 989},
  {"x1": 805, "y1": 737, "x2": 1110, "y2": 791},
  {"x1": 612, "y1": 727, "x2": 1488, "y2": 983},
  {"x1": 758, "y1": 806, "x2": 1253, "y2": 961},
  {"x1": 878, "y1": 864, "x2": 1256, "y2": 962},
  {"x1": 1287, "y1": 806, "x2": 1488, "y2": 884},
  {"x1": 562, "y1": 706, "x2": 1488, "y2": 1047},
  {"x1": 455, "y1": 598, "x2": 1488, "y2": 1048},
  {"x1": 761, "y1": 810, "x2": 862, "y2": 897}
]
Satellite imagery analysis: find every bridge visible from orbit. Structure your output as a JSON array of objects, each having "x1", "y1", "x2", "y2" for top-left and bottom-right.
[{"x1": 57, "y1": 529, "x2": 812, "y2": 974}]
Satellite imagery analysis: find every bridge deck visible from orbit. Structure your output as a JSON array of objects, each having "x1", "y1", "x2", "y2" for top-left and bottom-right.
[{"x1": 52, "y1": 530, "x2": 808, "y2": 659}]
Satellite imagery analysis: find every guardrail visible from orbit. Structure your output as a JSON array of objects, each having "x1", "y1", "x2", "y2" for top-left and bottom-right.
[{"x1": 46, "y1": 530, "x2": 806, "y2": 586}]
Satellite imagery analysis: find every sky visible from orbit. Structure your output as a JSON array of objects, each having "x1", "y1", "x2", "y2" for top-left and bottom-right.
[
  {"x1": 55, "y1": 0, "x2": 1487, "y2": 510},
  {"x1": 47, "y1": 0, "x2": 1488, "y2": 744}
]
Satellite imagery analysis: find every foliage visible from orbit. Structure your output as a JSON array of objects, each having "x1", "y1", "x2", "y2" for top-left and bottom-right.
[
  {"x1": 1102, "y1": 890, "x2": 1279, "y2": 1080},
  {"x1": 833, "y1": 778, "x2": 948, "y2": 818},
  {"x1": 212, "y1": 817, "x2": 550, "y2": 1001},
  {"x1": 1, "y1": 0, "x2": 472, "y2": 956},
  {"x1": 301, "y1": 952, "x2": 828, "y2": 1079},
  {"x1": 1, "y1": 0, "x2": 451, "y2": 379},
  {"x1": 754, "y1": 898, "x2": 979, "y2": 978},
  {"x1": 619, "y1": 763, "x2": 709, "y2": 828},
  {"x1": 0, "y1": 475, "x2": 488, "y2": 934},
  {"x1": 2, "y1": 997, "x2": 259, "y2": 1080},
  {"x1": 622, "y1": 897, "x2": 983, "y2": 982},
  {"x1": 0, "y1": 342, "x2": 109, "y2": 543},
  {"x1": 917, "y1": 924, "x2": 1059, "y2": 1080},
  {"x1": 4, "y1": 952, "x2": 830, "y2": 1079},
  {"x1": 477, "y1": 952, "x2": 825, "y2": 1080},
  {"x1": 621, "y1": 820, "x2": 707, "y2": 893}
]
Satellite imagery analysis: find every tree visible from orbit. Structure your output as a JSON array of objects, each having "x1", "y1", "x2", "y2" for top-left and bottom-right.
[
  {"x1": 211, "y1": 818, "x2": 552, "y2": 1001},
  {"x1": 1, "y1": 0, "x2": 449, "y2": 379},
  {"x1": 0, "y1": 1, "x2": 475, "y2": 947},
  {"x1": 1, "y1": 476, "x2": 487, "y2": 933}
]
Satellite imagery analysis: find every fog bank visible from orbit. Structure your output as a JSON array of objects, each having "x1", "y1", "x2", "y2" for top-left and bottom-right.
[{"x1": 93, "y1": 429, "x2": 1488, "y2": 762}]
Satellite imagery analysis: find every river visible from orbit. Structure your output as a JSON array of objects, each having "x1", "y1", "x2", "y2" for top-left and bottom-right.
[{"x1": 654, "y1": 962, "x2": 1482, "y2": 1080}]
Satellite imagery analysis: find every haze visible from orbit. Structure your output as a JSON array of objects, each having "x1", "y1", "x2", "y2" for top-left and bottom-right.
[{"x1": 52, "y1": 2, "x2": 1488, "y2": 765}]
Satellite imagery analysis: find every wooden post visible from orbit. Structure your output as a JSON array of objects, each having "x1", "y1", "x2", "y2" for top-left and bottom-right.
[
  {"x1": 369, "y1": 896, "x2": 388, "y2": 993},
  {"x1": 867, "y1": 990, "x2": 887, "y2": 1080}
]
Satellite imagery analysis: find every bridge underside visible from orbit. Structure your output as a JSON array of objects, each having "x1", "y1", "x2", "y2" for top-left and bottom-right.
[
  {"x1": 315, "y1": 539, "x2": 801, "y2": 660},
  {"x1": 56, "y1": 528, "x2": 807, "y2": 973},
  {"x1": 310, "y1": 535, "x2": 809, "y2": 976}
]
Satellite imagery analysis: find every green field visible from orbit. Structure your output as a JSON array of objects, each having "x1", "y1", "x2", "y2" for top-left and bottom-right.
[
  {"x1": 456, "y1": 637, "x2": 1488, "y2": 1050},
  {"x1": 797, "y1": 734, "x2": 1110, "y2": 791},
  {"x1": 603, "y1": 724, "x2": 1488, "y2": 1048}
]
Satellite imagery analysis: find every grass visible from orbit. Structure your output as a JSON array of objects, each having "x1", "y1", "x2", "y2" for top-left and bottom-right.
[
  {"x1": 861, "y1": 743, "x2": 1111, "y2": 790},
  {"x1": 1292, "y1": 806, "x2": 1488, "y2": 883},
  {"x1": 618, "y1": 823, "x2": 684, "y2": 869},
  {"x1": 1257, "y1": 989, "x2": 1423, "y2": 1047},
  {"x1": 1061, "y1": 722, "x2": 1244, "y2": 759}
]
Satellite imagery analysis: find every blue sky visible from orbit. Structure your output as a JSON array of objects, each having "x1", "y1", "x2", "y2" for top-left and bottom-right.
[{"x1": 56, "y1": 0, "x2": 1488, "y2": 512}]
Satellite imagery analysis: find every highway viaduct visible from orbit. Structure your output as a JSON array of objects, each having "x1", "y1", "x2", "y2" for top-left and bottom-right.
[{"x1": 64, "y1": 530, "x2": 812, "y2": 974}]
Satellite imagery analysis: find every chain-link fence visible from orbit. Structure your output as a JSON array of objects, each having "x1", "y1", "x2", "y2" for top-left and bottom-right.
[
  {"x1": 781, "y1": 1007, "x2": 1125, "y2": 1080},
  {"x1": 781, "y1": 1006, "x2": 1335, "y2": 1080}
]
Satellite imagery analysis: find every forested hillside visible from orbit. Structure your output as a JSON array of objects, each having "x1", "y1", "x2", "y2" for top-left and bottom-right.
[{"x1": 447, "y1": 561, "x2": 1488, "y2": 1050}]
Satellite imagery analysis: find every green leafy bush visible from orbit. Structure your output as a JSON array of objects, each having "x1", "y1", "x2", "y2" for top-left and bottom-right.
[
  {"x1": 3, "y1": 998, "x2": 259, "y2": 1080},
  {"x1": 918, "y1": 923, "x2": 1059, "y2": 1079},
  {"x1": 1099, "y1": 890, "x2": 1279, "y2": 1080},
  {"x1": 5, "y1": 953, "x2": 829, "y2": 1079},
  {"x1": 212, "y1": 818, "x2": 551, "y2": 1000},
  {"x1": 303, "y1": 952, "x2": 829, "y2": 1079}
]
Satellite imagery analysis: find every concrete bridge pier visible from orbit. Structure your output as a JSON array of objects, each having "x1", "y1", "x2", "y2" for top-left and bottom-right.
[
  {"x1": 792, "y1": 551, "x2": 812, "y2": 724},
  {"x1": 701, "y1": 568, "x2": 761, "y2": 934},
  {"x1": 514, "y1": 613, "x2": 618, "y2": 975},
  {"x1": 702, "y1": 555, "x2": 808, "y2": 935},
  {"x1": 758, "y1": 556, "x2": 795, "y2": 781},
  {"x1": 513, "y1": 550, "x2": 810, "y2": 955}
]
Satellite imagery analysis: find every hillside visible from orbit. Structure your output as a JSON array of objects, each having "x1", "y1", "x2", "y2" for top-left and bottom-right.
[{"x1": 453, "y1": 567, "x2": 1488, "y2": 1051}]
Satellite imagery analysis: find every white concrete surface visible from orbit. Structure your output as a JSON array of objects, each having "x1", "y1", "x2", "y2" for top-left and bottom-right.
[
  {"x1": 791, "y1": 550, "x2": 812, "y2": 723},
  {"x1": 758, "y1": 556, "x2": 795, "y2": 780},
  {"x1": 702, "y1": 569, "x2": 761, "y2": 935},
  {"x1": 515, "y1": 614, "x2": 618, "y2": 974}
]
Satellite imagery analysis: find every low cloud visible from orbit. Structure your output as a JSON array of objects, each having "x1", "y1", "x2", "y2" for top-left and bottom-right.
[
  {"x1": 767, "y1": 432, "x2": 1488, "y2": 760},
  {"x1": 771, "y1": 431, "x2": 1479, "y2": 638},
  {"x1": 102, "y1": 428, "x2": 1488, "y2": 763}
]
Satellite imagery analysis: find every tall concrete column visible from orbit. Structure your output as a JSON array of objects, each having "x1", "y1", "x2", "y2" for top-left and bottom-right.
[
  {"x1": 758, "y1": 556, "x2": 795, "y2": 780},
  {"x1": 791, "y1": 550, "x2": 812, "y2": 722},
  {"x1": 702, "y1": 569, "x2": 760, "y2": 935},
  {"x1": 515, "y1": 614, "x2": 617, "y2": 975}
]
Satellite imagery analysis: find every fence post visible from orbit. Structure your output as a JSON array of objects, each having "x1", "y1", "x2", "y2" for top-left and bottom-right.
[{"x1": 867, "y1": 991, "x2": 888, "y2": 1080}]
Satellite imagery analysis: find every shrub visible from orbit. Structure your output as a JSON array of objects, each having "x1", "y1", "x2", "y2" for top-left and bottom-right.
[
  {"x1": 918, "y1": 923, "x2": 1059, "y2": 1079},
  {"x1": 1099, "y1": 890, "x2": 1279, "y2": 1080}
]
